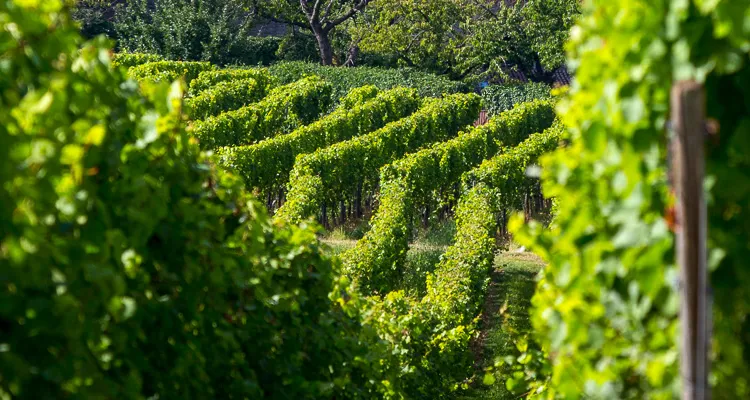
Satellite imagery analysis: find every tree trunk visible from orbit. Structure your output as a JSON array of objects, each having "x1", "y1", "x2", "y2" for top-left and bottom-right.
[
  {"x1": 312, "y1": 24, "x2": 333, "y2": 65},
  {"x1": 344, "y1": 44, "x2": 359, "y2": 67}
]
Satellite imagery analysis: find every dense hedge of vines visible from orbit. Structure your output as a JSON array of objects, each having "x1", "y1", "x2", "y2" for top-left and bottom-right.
[
  {"x1": 111, "y1": 52, "x2": 163, "y2": 69},
  {"x1": 343, "y1": 99, "x2": 556, "y2": 294},
  {"x1": 373, "y1": 124, "x2": 564, "y2": 397},
  {"x1": 462, "y1": 123, "x2": 564, "y2": 203},
  {"x1": 510, "y1": 0, "x2": 750, "y2": 398},
  {"x1": 274, "y1": 93, "x2": 481, "y2": 224},
  {"x1": 0, "y1": 2, "x2": 401, "y2": 398},
  {"x1": 336, "y1": 85, "x2": 381, "y2": 109},
  {"x1": 127, "y1": 60, "x2": 215, "y2": 84},
  {"x1": 481, "y1": 82, "x2": 552, "y2": 116},
  {"x1": 365, "y1": 184, "x2": 499, "y2": 398},
  {"x1": 187, "y1": 68, "x2": 276, "y2": 95},
  {"x1": 185, "y1": 78, "x2": 269, "y2": 119},
  {"x1": 268, "y1": 61, "x2": 469, "y2": 102},
  {"x1": 215, "y1": 86, "x2": 420, "y2": 202},
  {"x1": 191, "y1": 76, "x2": 333, "y2": 148}
]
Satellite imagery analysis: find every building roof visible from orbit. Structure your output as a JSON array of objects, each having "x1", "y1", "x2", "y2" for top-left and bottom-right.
[{"x1": 249, "y1": 20, "x2": 290, "y2": 37}]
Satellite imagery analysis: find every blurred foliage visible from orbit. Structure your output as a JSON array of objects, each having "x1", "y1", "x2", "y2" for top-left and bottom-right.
[
  {"x1": 511, "y1": 0, "x2": 750, "y2": 398},
  {"x1": 0, "y1": 1, "x2": 395, "y2": 398}
]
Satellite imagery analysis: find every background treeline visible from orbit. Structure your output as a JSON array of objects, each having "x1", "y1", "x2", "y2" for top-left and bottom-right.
[{"x1": 72, "y1": 0, "x2": 580, "y2": 85}]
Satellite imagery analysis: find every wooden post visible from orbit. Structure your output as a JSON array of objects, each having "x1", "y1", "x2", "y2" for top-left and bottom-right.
[{"x1": 670, "y1": 80, "x2": 710, "y2": 400}]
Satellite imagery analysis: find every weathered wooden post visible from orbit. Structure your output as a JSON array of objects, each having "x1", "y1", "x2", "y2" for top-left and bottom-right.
[{"x1": 670, "y1": 80, "x2": 710, "y2": 400}]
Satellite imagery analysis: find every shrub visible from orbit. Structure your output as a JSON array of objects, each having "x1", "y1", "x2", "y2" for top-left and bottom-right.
[
  {"x1": 418, "y1": 184, "x2": 499, "y2": 387},
  {"x1": 111, "y1": 52, "x2": 164, "y2": 69},
  {"x1": 185, "y1": 78, "x2": 268, "y2": 119},
  {"x1": 369, "y1": 123, "x2": 563, "y2": 397},
  {"x1": 127, "y1": 60, "x2": 215, "y2": 85},
  {"x1": 215, "y1": 86, "x2": 420, "y2": 201},
  {"x1": 343, "y1": 100, "x2": 556, "y2": 294},
  {"x1": 275, "y1": 93, "x2": 481, "y2": 225},
  {"x1": 188, "y1": 68, "x2": 276, "y2": 95},
  {"x1": 481, "y1": 82, "x2": 551, "y2": 116},
  {"x1": 268, "y1": 61, "x2": 469, "y2": 102},
  {"x1": 370, "y1": 125, "x2": 562, "y2": 396},
  {"x1": 337, "y1": 84, "x2": 381, "y2": 110}
]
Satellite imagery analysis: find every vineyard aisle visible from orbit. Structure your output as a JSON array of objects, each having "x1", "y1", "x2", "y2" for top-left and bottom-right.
[
  {"x1": 322, "y1": 229, "x2": 546, "y2": 398},
  {"x1": 459, "y1": 251, "x2": 545, "y2": 400},
  {"x1": 324, "y1": 234, "x2": 546, "y2": 399}
]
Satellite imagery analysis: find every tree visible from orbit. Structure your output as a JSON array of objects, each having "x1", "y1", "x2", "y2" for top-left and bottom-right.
[
  {"x1": 114, "y1": 0, "x2": 259, "y2": 65},
  {"x1": 71, "y1": 0, "x2": 123, "y2": 39},
  {"x1": 354, "y1": 0, "x2": 580, "y2": 83},
  {"x1": 254, "y1": 0, "x2": 374, "y2": 65},
  {"x1": 350, "y1": 0, "x2": 464, "y2": 72},
  {"x1": 520, "y1": 0, "x2": 580, "y2": 72},
  {"x1": 511, "y1": 0, "x2": 750, "y2": 397},
  {"x1": 458, "y1": 0, "x2": 580, "y2": 82}
]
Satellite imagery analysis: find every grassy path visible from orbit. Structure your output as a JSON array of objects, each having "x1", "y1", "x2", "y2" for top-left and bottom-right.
[{"x1": 457, "y1": 252, "x2": 545, "y2": 400}]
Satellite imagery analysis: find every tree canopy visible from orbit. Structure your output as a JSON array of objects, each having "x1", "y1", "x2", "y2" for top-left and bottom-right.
[
  {"x1": 71, "y1": 0, "x2": 580, "y2": 81},
  {"x1": 354, "y1": 0, "x2": 580, "y2": 82}
]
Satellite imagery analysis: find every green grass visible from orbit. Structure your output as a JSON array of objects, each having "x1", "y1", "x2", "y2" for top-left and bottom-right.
[
  {"x1": 320, "y1": 219, "x2": 454, "y2": 296},
  {"x1": 457, "y1": 252, "x2": 545, "y2": 400}
]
